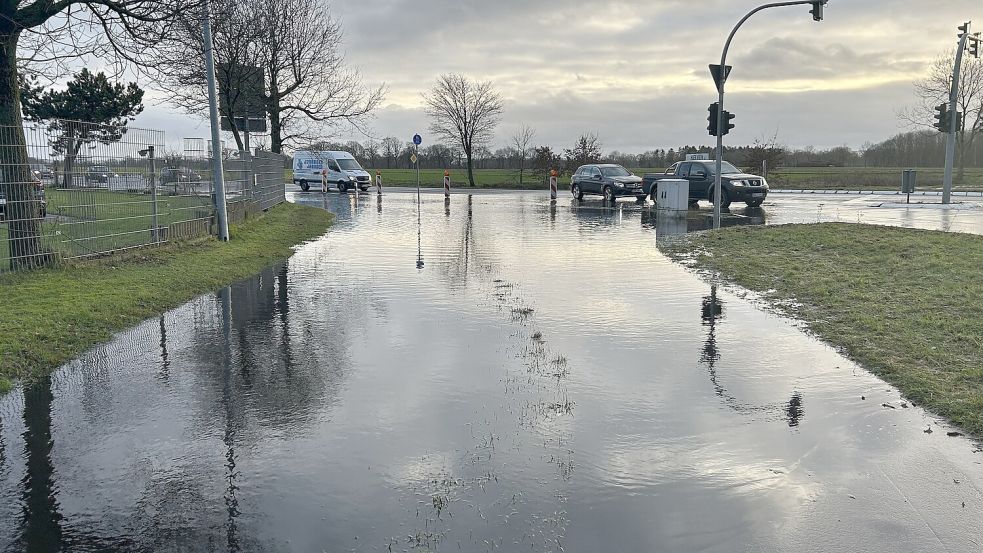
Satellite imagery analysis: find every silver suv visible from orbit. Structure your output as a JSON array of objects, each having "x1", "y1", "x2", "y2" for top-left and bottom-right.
[{"x1": 570, "y1": 164, "x2": 645, "y2": 203}]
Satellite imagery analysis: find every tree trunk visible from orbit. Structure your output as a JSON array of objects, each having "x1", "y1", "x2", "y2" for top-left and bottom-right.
[
  {"x1": 1, "y1": 31, "x2": 47, "y2": 270},
  {"x1": 465, "y1": 148, "x2": 476, "y2": 187}
]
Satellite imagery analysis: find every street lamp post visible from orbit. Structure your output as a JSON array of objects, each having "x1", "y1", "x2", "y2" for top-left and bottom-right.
[{"x1": 712, "y1": 0, "x2": 828, "y2": 229}]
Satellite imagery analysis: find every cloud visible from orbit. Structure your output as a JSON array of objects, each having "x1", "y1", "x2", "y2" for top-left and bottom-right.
[{"x1": 134, "y1": 0, "x2": 982, "y2": 152}]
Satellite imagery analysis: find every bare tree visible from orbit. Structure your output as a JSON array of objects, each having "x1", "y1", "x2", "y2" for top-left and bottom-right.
[
  {"x1": 510, "y1": 125, "x2": 536, "y2": 187},
  {"x1": 423, "y1": 74, "x2": 503, "y2": 187},
  {"x1": 1, "y1": 0, "x2": 196, "y2": 269},
  {"x1": 150, "y1": 0, "x2": 385, "y2": 153},
  {"x1": 381, "y1": 137, "x2": 401, "y2": 169},
  {"x1": 564, "y1": 133, "x2": 603, "y2": 167},
  {"x1": 901, "y1": 50, "x2": 983, "y2": 182}
]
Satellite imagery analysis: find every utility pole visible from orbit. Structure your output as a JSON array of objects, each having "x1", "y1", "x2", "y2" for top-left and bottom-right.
[
  {"x1": 202, "y1": 0, "x2": 230, "y2": 241},
  {"x1": 943, "y1": 22, "x2": 975, "y2": 205},
  {"x1": 710, "y1": 0, "x2": 828, "y2": 229}
]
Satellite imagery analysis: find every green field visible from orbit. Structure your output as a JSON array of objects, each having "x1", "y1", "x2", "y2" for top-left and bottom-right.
[
  {"x1": 285, "y1": 167, "x2": 983, "y2": 192},
  {"x1": 661, "y1": 223, "x2": 983, "y2": 436},
  {"x1": 2, "y1": 189, "x2": 214, "y2": 269}
]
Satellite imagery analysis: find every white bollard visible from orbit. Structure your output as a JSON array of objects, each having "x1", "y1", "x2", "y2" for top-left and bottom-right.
[
  {"x1": 375, "y1": 171, "x2": 383, "y2": 195},
  {"x1": 443, "y1": 170, "x2": 450, "y2": 198},
  {"x1": 549, "y1": 169, "x2": 557, "y2": 200},
  {"x1": 321, "y1": 169, "x2": 328, "y2": 193}
]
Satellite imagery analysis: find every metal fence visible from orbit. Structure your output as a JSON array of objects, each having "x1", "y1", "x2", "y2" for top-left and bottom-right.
[{"x1": 0, "y1": 119, "x2": 286, "y2": 273}]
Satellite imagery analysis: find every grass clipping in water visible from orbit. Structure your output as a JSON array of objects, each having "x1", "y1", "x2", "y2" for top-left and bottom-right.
[
  {"x1": 660, "y1": 222, "x2": 983, "y2": 437},
  {"x1": 0, "y1": 202, "x2": 333, "y2": 392}
]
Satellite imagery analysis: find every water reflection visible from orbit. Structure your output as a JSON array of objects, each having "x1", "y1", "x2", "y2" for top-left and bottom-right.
[
  {"x1": 20, "y1": 376, "x2": 62, "y2": 552},
  {"x1": 2, "y1": 191, "x2": 977, "y2": 552}
]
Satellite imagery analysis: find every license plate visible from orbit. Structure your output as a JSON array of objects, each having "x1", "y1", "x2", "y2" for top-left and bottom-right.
[{"x1": 751, "y1": 193, "x2": 764, "y2": 198}]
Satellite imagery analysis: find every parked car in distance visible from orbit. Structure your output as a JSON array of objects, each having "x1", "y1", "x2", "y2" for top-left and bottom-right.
[
  {"x1": 86, "y1": 165, "x2": 117, "y2": 184},
  {"x1": 642, "y1": 160, "x2": 768, "y2": 208},
  {"x1": 0, "y1": 171, "x2": 47, "y2": 219},
  {"x1": 570, "y1": 164, "x2": 646, "y2": 203},
  {"x1": 292, "y1": 150, "x2": 371, "y2": 192},
  {"x1": 160, "y1": 167, "x2": 202, "y2": 186}
]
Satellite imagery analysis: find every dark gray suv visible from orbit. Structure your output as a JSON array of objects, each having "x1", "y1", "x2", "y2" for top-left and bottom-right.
[{"x1": 571, "y1": 164, "x2": 646, "y2": 203}]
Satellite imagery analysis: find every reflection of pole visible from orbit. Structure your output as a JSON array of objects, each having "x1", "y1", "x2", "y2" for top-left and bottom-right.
[
  {"x1": 416, "y1": 190, "x2": 424, "y2": 270},
  {"x1": 218, "y1": 286, "x2": 240, "y2": 552},
  {"x1": 202, "y1": 0, "x2": 230, "y2": 241},
  {"x1": 158, "y1": 314, "x2": 170, "y2": 380},
  {"x1": 21, "y1": 376, "x2": 63, "y2": 550}
]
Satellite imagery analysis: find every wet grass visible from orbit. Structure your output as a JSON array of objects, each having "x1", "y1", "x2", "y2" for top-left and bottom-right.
[
  {"x1": 660, "y1": 223, "x2": 983, "y2": 436},
  {"x1": 0, "y1": 202, "x2": 333, "y2": 393}
]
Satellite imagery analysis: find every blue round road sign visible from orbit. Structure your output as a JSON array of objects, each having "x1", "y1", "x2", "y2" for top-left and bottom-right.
[{"x1": 413, "y1": 134, "x2": 422, "y2": 145}]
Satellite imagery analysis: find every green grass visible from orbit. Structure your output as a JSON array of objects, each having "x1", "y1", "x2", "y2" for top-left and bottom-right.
[
  {"x1": 2, "y1": 189, "x2": 215, "y2": 267},
  {"x1": 660, "y1": 223, "x2": 983, "y2": 436},
  {"x1": 0, "y1": 202, "x2": 333, "y2": 393},
  {"x1": 286, "y1": 166, "x2": 983, "y2": 192}
]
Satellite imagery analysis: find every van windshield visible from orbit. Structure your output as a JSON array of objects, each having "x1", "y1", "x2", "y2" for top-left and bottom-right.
[{"x1": 337, "y1": 159, "x2": 362, "y2": 171}]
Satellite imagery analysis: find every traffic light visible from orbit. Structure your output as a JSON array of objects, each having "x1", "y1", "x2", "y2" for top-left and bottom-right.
[
  {"x1": 969, "y1": 35, "x2": 981, "y2": 58},
  {"x1": 934, "y1": 103, "x2": 948, "y2": 132},
  {"x1": 708, "y1": 102, "x2": 719, "y2": 136},
  {"x1": 958, "y1": 22, "x2": 969, "y2": 38},
  {"x1": 809, "y1": 0, "x2": 825, "y2": 22},
  {"x1": 722, "y1": 110, "x2": 735, "y2": 135}
]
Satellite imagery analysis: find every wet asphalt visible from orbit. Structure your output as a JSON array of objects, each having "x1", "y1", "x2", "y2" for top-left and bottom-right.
[{"x1": 0, "y1": 190, "x2": 980, "y2": 552}]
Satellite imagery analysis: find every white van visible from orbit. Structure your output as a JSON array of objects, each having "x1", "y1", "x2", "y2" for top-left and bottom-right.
[{"x1": 292, "y1": 150, "x2": 372, "y2": 192}]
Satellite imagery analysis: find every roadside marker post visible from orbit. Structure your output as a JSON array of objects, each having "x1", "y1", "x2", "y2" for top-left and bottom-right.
[
  {"x1": 443, "y1": 170, "x2": 451, "y2": 198},
  {"x1": 375, "y1": 171, "x2": 383, "y2": 195},
  {"x1": 321, "y1": 169, "x2": 328, "y2": 193},
  {"x1": 549, "y1": 169, "x2": 558, "y2": 200}
]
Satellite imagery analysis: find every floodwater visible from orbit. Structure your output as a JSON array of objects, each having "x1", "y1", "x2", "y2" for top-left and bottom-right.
[{"x1": 1, "y1": 192, "x2": 981, "y2": 552}]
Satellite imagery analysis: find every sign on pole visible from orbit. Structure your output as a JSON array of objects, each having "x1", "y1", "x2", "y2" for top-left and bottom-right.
[
  {"x1": 410, "y1": 153, "x2": 418, "y2": 164},
  {"x1": 709, "y1": 64, "x2": 732, "y2": 93},
  {"x1": 413, "y1": 134, "x2": 422, "y2": 146},
  {"x1": 218, "y1": 63, "x2": 267, "y2": 132}
]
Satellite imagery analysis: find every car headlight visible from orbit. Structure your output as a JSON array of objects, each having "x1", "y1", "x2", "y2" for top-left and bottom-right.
[
  {"x1": 732, "y1": 180, "x2": 745, "y2": 187},
  {"x1": 615, "y1": 182, "x2": 624, "y2": 188},
  {"x1": 349, "y1": 175, "x2": 356, "y2": 181}
]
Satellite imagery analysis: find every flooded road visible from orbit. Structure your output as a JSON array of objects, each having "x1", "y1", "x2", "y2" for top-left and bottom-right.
[{"x1": 1, "y1": 192, "x2": 981, "y2": 552}]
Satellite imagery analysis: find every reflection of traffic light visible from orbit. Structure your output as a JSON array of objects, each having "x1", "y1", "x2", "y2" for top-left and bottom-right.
[
  {"x1": 934, "y1": 103, "x2": 948, "y2": 132},
  {"x1": 707, "y1": 102, "x2": 719, "y2": 136},
  {"x1": 722, "y1": 110, "x2": 735, "y2": 135},
  {"x1": 809, "y1": 1, "x2": 824, "y2": 21}
]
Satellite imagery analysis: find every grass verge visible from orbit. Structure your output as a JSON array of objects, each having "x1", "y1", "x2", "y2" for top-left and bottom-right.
[
  {"x1": 660, "y1": 223, "x2": 983, "y2": 436},
  {"x1": 0, "y1": 202, "x2": 332, "y2": 394}
]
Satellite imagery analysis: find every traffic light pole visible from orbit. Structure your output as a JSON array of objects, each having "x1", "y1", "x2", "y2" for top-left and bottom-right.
[
  {"x1": 713, "y1": 0, "x2": 825, "y2": 229},
  {"x1": 943, "y1": 23, "x2": 971, "y2": 205}
]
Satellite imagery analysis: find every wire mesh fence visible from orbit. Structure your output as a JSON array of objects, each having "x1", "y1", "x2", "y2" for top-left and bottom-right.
[{"x1": 0, "y1": 119, "x2": 287, "y2": 273}]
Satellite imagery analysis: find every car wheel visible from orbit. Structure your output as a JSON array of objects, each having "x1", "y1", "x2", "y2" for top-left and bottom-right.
[
  {"x1": 572, "y1": 184, "x2": 584, "y2": 201},
  {"x1": 338, "y1": 181, "x2": 347, "y2": 193},
  {"x1": 746, "y1": 200, "x2": 763, "y2": 208},
  {"x1": 711, "y1": 187, "x2": 732, "y2": 209},
  {"x1": 300, "y1": 180, "x2": 310, "y2": 192},
  {"x1": 603, "y1": 186, "x2": 615, "y2": 203}
]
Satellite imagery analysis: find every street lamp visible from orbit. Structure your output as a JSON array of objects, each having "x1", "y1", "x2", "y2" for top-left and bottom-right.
[{"x1": 710, "y1": 0, "x2": 829, "y2": 229}]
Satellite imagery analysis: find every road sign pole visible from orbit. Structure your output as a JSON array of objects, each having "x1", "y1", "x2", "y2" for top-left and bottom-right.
[
  {"x1": 202, "y1": 0, "x2": 230, "y2": 241},
  {"x1": 416, "y1": 143, "x2": 420, "y2": 201},
  {"x1": 943, "y1": 22, "x2": 971, "y2": 205}
]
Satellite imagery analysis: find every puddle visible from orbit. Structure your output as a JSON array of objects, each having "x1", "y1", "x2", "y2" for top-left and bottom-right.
[{"x1": 0, "y1": 192, "x2": 980, "y2": 552}]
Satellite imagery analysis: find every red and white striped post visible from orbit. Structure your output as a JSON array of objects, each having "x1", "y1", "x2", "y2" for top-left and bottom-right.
[
  {"x1": 375, "y1": 171, "x2": 383, "y2": 195},
  {"x1": 549, "y1": 169, "x2": 558, "y2": 200},
  {"x1": 321, "y1": 169, "x2": 328, "y2": 193},
  {"x1": 443, "y1": 170, "x2": 451, "y2": 198}
]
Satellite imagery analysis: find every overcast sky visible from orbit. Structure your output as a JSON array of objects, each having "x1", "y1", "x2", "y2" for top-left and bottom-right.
[{"x1": 136, "y1": 0, "x2": 981, "y2": 153}]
